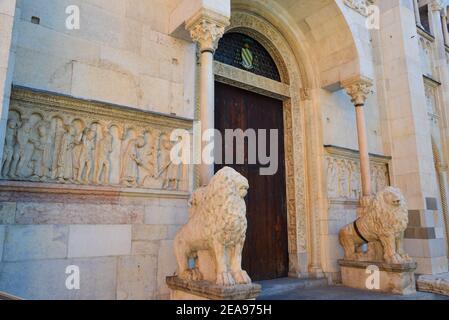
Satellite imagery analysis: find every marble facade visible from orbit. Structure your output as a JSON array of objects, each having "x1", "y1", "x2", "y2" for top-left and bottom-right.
[{"x1": 0, "y1": 0, "x2": 449, "y2": 299}]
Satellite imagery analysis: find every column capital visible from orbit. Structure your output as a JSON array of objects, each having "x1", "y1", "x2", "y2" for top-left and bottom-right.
[
  {"x1": 430, "y1": 0, "x2": 445, "y2": 12},
  {"x1": 342, "y1": 77, "x2": 374, "y2": 106},
  {"x1": 186, "y1": 9, "x2": 230, "y2": 53}
]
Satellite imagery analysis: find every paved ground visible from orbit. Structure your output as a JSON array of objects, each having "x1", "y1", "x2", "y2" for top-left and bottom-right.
[{"x1": 255, "y1": 278, "x2": 449, "y2": 300}]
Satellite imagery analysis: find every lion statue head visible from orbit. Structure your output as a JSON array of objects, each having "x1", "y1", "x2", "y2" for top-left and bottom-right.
[{"x1": 362, "y1": 186, "x2": 408, "y2": 235}]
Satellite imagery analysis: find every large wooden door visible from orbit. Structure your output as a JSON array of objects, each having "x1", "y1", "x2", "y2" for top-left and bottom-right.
[{"x1": 215, "y1": 82, "x2": 289, "y2": 281}]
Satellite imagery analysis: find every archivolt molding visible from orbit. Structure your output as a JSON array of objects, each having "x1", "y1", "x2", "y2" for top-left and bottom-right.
[{"x1": 224, "y1": 11, "x2": 309, "y2": 262}]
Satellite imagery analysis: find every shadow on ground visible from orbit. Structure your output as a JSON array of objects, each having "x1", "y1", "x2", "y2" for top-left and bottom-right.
[{"x1": 256, "y1": 278, "x2": 449, "y2": 301}]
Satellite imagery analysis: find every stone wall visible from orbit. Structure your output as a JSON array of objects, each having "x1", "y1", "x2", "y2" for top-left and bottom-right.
[
  {"x1": 0, "y1": 87, "x2": 192, "y2": 299},
  {"x1": 0, "y1": 184, "x2": 188, "y2": 299},
  {"x1": 12, "y1": 0, "x2": 195, "y2": 119}
]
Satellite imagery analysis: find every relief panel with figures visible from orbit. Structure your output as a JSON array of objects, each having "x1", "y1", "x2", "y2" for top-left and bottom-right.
[
  {"x1": 326, "y1": 150, "x2": 390, "y2": 201},
  {"x1": 0, "y1": 88, "x2": 191, "y2": 192}
]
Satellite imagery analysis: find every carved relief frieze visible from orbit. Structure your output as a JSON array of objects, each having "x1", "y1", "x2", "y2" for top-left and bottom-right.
[
  {"x1": 325, "y1": 146, "x2": 390, "y2": 202},
  {"x1": 1, "y1": 87, "x2": 192, "y2": 192}
]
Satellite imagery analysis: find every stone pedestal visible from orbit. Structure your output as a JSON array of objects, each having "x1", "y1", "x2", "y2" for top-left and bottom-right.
[
  {"x1": 339, "y1": 260, "x2": 418, "y2": 295},
  {"x1": 166, "y1": 276, "x2": 261, "y2": 300}
]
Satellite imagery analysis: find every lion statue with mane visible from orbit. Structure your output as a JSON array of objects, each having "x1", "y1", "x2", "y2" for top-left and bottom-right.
[
  {"x1": 339, "y1": 187, "x2": 413, "y2": 264},
  {"x1": 174, "y1": 167, "x2": 252, "y2": 286}
]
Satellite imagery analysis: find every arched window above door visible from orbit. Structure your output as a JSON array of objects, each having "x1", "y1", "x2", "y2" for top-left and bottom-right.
[{"x1": 215, "y1": 32, "x2": 281, "y2": 82}]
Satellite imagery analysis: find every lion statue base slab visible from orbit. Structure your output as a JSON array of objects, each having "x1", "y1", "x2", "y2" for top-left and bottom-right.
[{"x1": 173, "y1": 167, "x2": 252, "y2": 287}]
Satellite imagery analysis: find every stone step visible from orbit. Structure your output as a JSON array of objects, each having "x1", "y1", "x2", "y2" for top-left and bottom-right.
[
  {"x1": 256, "y1": 277, "x2": 329, "y2": 298},
  {"x1": 417, "y1": 273, "x2": 449, "y2": 296}
]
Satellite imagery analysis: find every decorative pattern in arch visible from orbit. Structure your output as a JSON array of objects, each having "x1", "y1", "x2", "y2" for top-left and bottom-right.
[{"x1": 223, "y1": 10, "x2": 309, "y2": 274}]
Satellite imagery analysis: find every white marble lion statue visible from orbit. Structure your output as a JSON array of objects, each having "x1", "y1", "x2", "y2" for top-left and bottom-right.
[
  {"x1": 339, "y1": 187, "x2": 413, "y2": 264},
  {"x1": 174, "y1": 166, "x2": 252, "y2": 286}
]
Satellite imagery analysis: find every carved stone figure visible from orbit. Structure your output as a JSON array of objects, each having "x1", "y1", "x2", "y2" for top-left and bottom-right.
[
  {"x1": 158, "y1": 133, "x2": 180, "y2": 190},
  {"x1": 327, "y1": 158, "x2": 338, "y2": 198},
  {"x1": 1, "y1": 119, "x2": 18, "y2": 177},
  {"x1": 30, "y1": 123, "x2": 51, "y2": 179},
  {"x1": 349, "y1": 162, "x2": 360, "y2": 199},
  {"x1": 373, "y1": 166, "x2": 388, "y2": 194},
  {"x1": 94, "y1": 126, "x2": 113, "y2": 185},
  {"x1": 120, "y1": 137, "x2": 145, "y2": 187},
  {"x1": 51, "y1": 118, "x2": 66, "y2": 179},
  {"x1": 10, "y1": 118, "x2": 35, "y2": 178},
  {"x1": 339, "y1": 187, "x2": 413, "y2": 264},
  {"x1": 174, "y1": 167, "x2": 252, "y2": 286},
  {"x1": 55, "y1": 126, "x2": 76, "y2": 182},
  {"x1": 138, "y1": 131, "x2": 157, "y2": 187},
  {"x1": 71, "y1": 128, "x2": 85, "y2": 181},
  {"x1": 77, "y1": 129, "x2": 96, "y2": 183},
  {"x1": 338, "y1": 160, "x2": 350, "y2": 198}
]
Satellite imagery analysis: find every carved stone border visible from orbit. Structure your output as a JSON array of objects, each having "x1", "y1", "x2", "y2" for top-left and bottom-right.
[
  {"x1": 11, "y1": 86, "x2": 193, "y2": 131},
  {"x1": 214, "y1": 62, "x2": 291, "y2": 100},
  {"x1": 222, "y1": 11, "x2": 308, "y2": 275}
]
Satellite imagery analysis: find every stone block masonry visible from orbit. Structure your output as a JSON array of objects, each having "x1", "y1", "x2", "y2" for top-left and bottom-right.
[{"x1": 0, "y1": 180, "x2": 189, "y2": 300}]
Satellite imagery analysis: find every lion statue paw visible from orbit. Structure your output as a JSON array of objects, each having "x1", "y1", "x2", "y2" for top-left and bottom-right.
[
  {"x1": 232, "y1": 270, "x2": 252, "y2": 285},
  {"x1": 180, "y1": 268, "x2": 204, "y2": 282},
  {"x1": 216, "y1": 272, "x2": 236, "y2": 286}
]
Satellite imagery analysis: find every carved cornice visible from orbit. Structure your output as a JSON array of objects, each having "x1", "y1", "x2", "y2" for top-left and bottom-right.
[
  {"x1": 186, "y1": 9, "x2": 230, "y2": 53},
  {"x1": 341, "y1": 77, "x2": 374, "y2": 106},
  {"x1": 324, "y1": 145, "x2": 391, "y2": 164},
  {"x1": 11, "y1": 86, "x2": 192, "y2": 130}
]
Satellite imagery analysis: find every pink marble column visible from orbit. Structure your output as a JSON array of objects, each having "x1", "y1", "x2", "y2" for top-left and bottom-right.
[{"x1": 343, "y1": 78, "x2": 374, "y2": 198}]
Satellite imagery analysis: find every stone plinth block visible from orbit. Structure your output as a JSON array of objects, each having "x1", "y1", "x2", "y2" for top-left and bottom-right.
[
  {"x1": 417, "y1": 273, "x2": 449, "y2": 296},
  {"x1": 339, "y1": 260, "x2": 417, "y2": 295},
  {"x1": 166, "y1": 276, "x2": 261, "y2": 300}
]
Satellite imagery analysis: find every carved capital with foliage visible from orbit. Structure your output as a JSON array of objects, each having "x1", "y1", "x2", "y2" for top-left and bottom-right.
[
  {"x1": 342, "y1": 77, "x2": 374, "y2": 107},
  {"x1": 186, "y1": 10, "x2": 230, "y2": 53}
]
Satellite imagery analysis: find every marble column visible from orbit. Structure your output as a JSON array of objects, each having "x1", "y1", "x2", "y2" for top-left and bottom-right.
[
  {"x1": 429, "y1": 0, "x2": 449, "y2": 172},
  {"x1": 343, "y1": 78, "x2": 373, "y2": 198},
  {"x1": 435, "y1": 162, "x2": 449, "y2": 255},
  {"x1": 413, "y1": 0, "x2": 423, "y2": 28},
  {"x1": 186, "y1": 13, "x2": 229, "y2": 186},
  {"x1": 442, "y1": 12, "x2": 449, "y2": 45}
]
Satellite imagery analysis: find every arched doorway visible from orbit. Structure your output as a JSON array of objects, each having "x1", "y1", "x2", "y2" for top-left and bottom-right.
[
  {"x1": 210, "y1": 5, "x2": 311, "y2": 278},
  {"x1": 214, "y1": 32, "x2": 288, "y2": 281}
]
